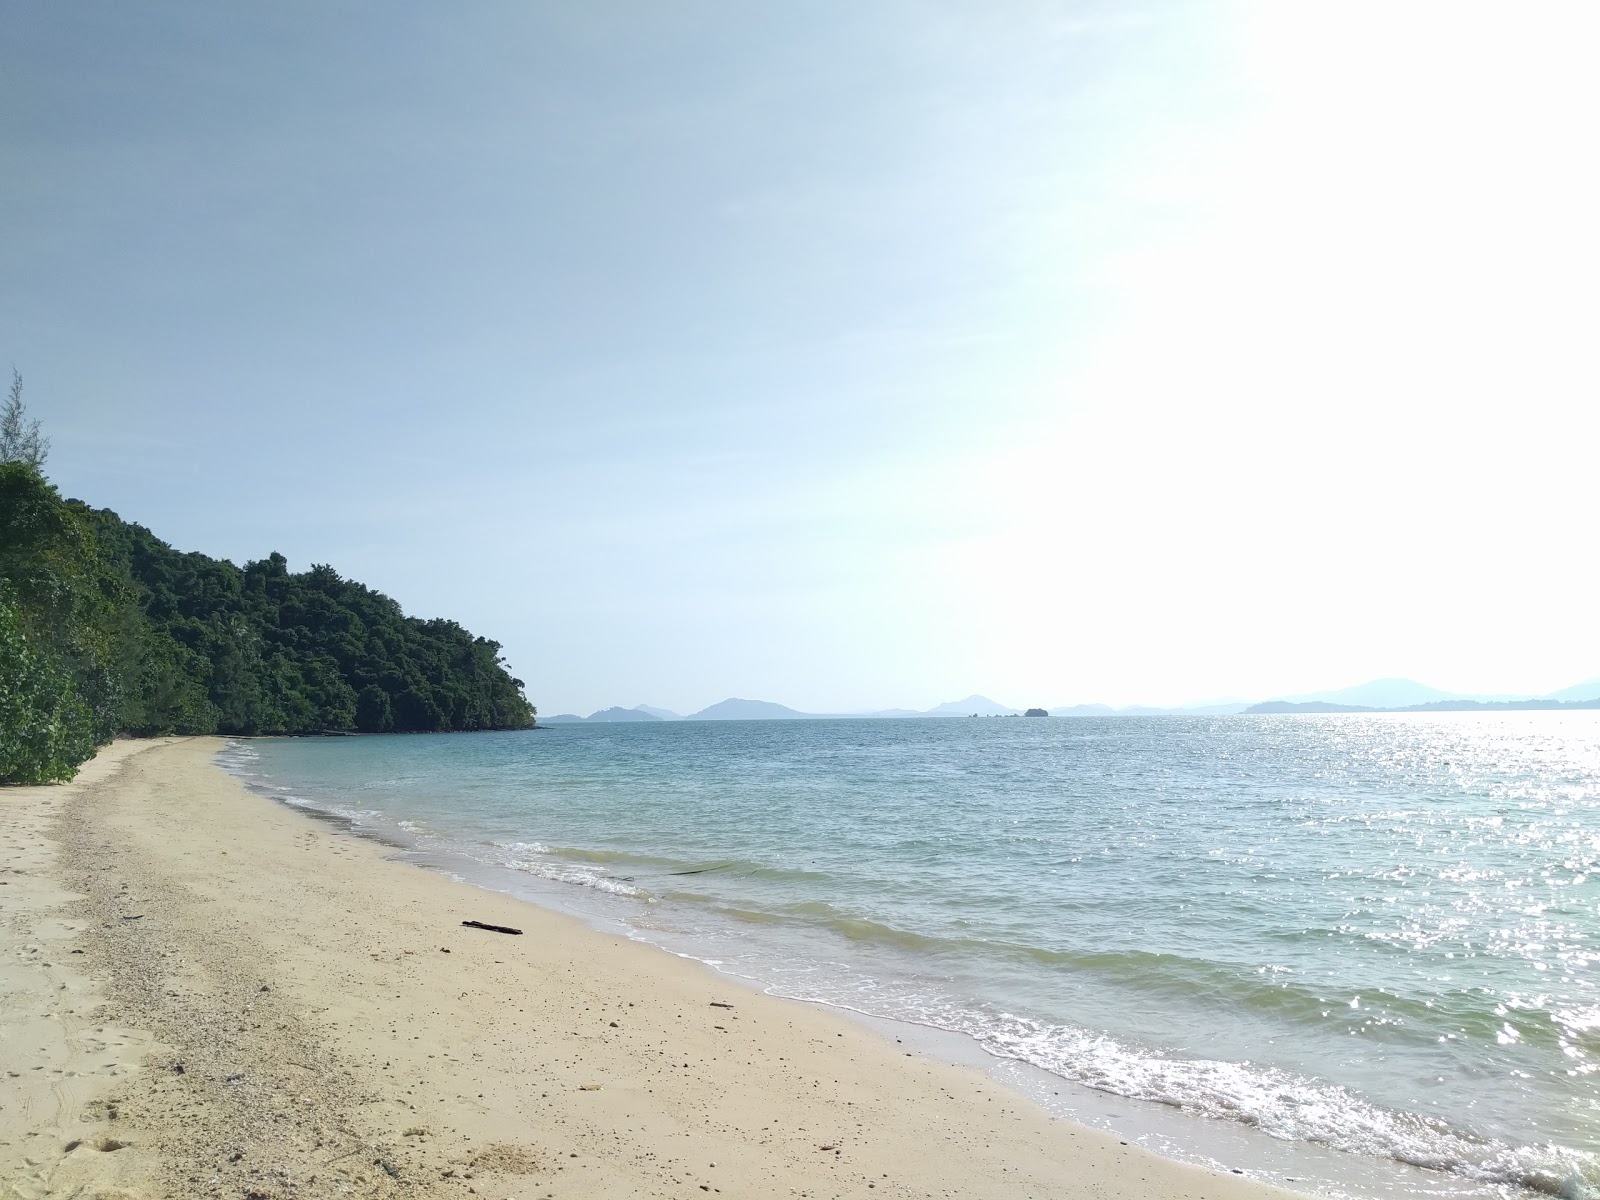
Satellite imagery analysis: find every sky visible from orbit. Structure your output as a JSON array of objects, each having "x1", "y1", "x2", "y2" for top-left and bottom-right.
[{"x1": 4, "y1": 1, "x2": 1597, "y2": 715}]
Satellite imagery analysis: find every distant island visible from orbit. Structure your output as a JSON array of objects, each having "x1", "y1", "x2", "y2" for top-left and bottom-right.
[
  {"x1": 1, "y1": 398, "x2": 536, "y2": 784},
  {"x1": 571, "y1": 706, "x2": 664, "y2": 723},
  {"x1": 547, "y1": 694, "x2": 1267, "y2": 722},
  {"x1": 544, "y1": 678, "x2": 1600, "y2": 726},
  {"x1": 544, "y1": 694, "x2": 1025, "y2": 723},
  {"x1": 545, "y1": 697, "x2": 812, "y2": 723},
  {"x1": 1241, "y1": 675, "x2": 1600, "y2": 713},
  {"x1": 1246, "y1": 698, "x2": 1600, "y2": 714},
  {"x1": 548, "y1": 694, "x2": 1246, "y2": 722}
]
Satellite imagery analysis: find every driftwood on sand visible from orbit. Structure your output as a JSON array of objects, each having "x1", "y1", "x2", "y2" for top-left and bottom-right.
[{"x1": 461, "y1": 920, "x2": 523, "y2": 935}]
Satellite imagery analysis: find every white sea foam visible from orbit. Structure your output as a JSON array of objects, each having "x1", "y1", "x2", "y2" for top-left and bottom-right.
[
  {"x1": 744, "y1": 969, "x2": 1597, "y2": 1199},
  {"x1": 959, "y1": 1011, "x2": 1598, "y2": 1200},
  {"x1": 1556, "y1": 1005, "x2": 1600, "y2": 1036},
  {"x1": 485, "y1": 839, "x2": 659, "y2": 896},
  {"x1": 502, "y1": 857, "x2": 651, "y2": 900},
  {"x1": 213, "y1": 742, "x2": 261, "y2": 775}
]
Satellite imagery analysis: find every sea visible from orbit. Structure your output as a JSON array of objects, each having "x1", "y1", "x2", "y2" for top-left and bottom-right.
[{"x1": 216, "y1": 713, "x2": 1599, "y2": 1200}]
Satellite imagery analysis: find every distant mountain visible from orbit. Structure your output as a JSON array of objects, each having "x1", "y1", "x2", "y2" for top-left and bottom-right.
[
  {"x1": 1246, "y1": 697, "x2": 1600, "y2": 715},
  {"x1": 549, "y1": 677, "x2": 1600, "y2": 726},
  {"x1": 1046, "y1": 702, "x2": 1250, "y2": 716},
  {"x1": 541, "y1": 706, "x2": 667, "y2": 724},
  {"x1": 1247, "y1": 701, "x2": 1374, "y2": 714},
  {"x1": 1545, "y1": 678, "x2": 1600, "y2": 703},
  {"x1": 689, "y1": 698, "x2": 814, "y2": 720},
  {"x1": 585, "y1": 706, "x2": 662, "y2": 722},
  {"x1": 1405, "y1": 698, "x2": 1600, "y2": 712},
  {"x1": 1279, "y1": 678, "x2": 1461, "y2": 708},
  {"x1": 922, "y1": 694, "x2": 1018, "y2": 717},
  {"x1": 1120, "y1": 704, "x2": 1251, "y2": 716},
  {"x1": 1265, "y1": 676, "x2": 1600, "y2": 709}
]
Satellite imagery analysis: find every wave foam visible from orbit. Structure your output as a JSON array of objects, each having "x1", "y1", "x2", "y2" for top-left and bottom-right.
[
  {"x1": 964, "y1": 1011, "x2": 1599, "y2": 1199},
  {"x1": 502, "y1": 857, "x2": 652, "y2": 900}
]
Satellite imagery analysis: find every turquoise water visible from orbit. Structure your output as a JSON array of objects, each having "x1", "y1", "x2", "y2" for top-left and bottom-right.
[{"x1": 220, "y1": 714, "x2": 1599, "y2": 1198}]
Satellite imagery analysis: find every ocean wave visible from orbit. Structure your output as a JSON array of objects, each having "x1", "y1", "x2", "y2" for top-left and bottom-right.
[
  {"x1": 956, "y1": 1010, "x2": 1599, "y2": 1199},
  {"x1": 701, "y1": 903, "x2": 1514, "y2": 1040},
  {"x1": 502, "y1": 857, "x2": 653, "y2": 900},
  {"x1": 700, "y1": 903, "x2": 1597, "y2": 1197},
  {"x1": 543, "y1": 846, "x2": 836, "y2": 884},
  {"x1": 1555, "y1": 1005, "x2": 1600, "y2": 1036},
  {"x1": 213, "y1": 742, "x2": 261, "y2": 774}
]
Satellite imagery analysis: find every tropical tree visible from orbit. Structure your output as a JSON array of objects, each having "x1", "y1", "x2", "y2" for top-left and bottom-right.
[
  {"x1": 0, "y1": 585, "x2": 96, "y2": 783},
  {"x1": 0, "y1": 371, "x2": 49, "y2": 468}
]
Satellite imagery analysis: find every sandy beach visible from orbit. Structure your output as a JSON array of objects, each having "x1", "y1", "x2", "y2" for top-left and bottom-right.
[{"x1": 0, "y1": 737, "x2": 1304, "y2": 1200}]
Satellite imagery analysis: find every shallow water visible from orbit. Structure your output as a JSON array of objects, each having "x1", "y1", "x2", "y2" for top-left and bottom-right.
[{"x1": 219, "y1": 713, "x2": 1600, "y2": 1198}]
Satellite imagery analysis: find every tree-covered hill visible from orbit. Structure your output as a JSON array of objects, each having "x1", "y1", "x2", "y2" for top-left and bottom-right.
[
  {"x1": 1, "y1": 443, "x2": 536, "y2": 783},
  {"x1": 93, "y1": 511, "x2": 537, "y2": 738}
]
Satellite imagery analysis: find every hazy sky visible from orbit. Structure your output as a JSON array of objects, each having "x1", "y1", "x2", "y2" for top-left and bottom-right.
[{"x1": 4, "y1": 1, "x2": 1596, "y2": 714}]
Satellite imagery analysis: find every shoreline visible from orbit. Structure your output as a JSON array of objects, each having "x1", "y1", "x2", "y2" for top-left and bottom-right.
[
  {"x1": 340, "y1": 829, "x2": 1484, "y2": 1200},
  {"x1": 220, "y1": 730, "x2": 1578, "y2": 1200},
  {"x1": 1, "y1": 736, "x2": 1310, "y2": 1199}
]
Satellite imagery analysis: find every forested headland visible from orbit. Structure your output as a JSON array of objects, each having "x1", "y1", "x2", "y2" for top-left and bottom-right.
[{"x1": 1, "y1": 377, "x2": 536, "y2": 784}]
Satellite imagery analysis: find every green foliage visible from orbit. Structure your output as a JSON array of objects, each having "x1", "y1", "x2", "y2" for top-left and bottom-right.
[
  {"x1": 1, "y1": 456, "x2": 536, "y2": 782},
  {"x1": 85, "y1": 511, "x2": 538, "y2": 737},
  {"x1": 86, "y1": 521, "x2": 537, "y2": 739},
  {"x1": 0, "y1": 585, "x2": 96, "y2": 783},
  {"x1": 0, "y1": 463, "x2": 126, "y2": 742},
  {"x1": 0, "y1": 371, "x2": 49, "y2": 469},
  {"x1": 356, "y1": 685, "x2": 394, "y2": 733}
]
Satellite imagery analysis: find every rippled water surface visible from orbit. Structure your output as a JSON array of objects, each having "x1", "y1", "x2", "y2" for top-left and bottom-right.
[{"x1": 222, "y1": 714, "x2": 1600, "y2": 1198}]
